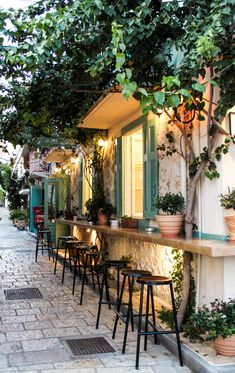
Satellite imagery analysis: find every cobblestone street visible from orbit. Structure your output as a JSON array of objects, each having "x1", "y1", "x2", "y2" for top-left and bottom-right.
[{"x1": 0, "y1": 208, "x2": 192, "y2": 373}]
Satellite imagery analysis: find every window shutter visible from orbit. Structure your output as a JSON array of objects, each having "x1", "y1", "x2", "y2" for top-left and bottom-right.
[
  {"x1": 143, "y1": 119, "x2": 158, "y2": 219},
  {"x1": 78, "y1": 159, "x2": 83, "y2": 212},
  {"x1": 115, "y1": 137, "x2": 122, "y2": 217}
]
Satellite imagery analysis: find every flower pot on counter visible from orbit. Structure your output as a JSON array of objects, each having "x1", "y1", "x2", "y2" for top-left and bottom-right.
[
  {"x1": 121, "y1": 219, "x2": 138, "y2": 229},
  {"x1": 224, "y1": 215, "x2": 235, "y2": 241},
  {"x1": 156, "y1": 214, "x2": 184, "y2": 238},
  {"x1": 214, "y1": 334, "x2": 235, "y2": 356}
]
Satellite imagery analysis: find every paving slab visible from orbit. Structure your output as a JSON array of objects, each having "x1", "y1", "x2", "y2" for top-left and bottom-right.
[{"x1": 0, "y1": 207, "x2": 192, "y2": 372}]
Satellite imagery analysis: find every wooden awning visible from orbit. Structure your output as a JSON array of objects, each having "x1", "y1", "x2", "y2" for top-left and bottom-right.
[
  {"x1": 42, "y1": 149, "x2": 73, "y2": 163},
  {"x1": 79, "y1": 92, "x2": 142, "y2": 130}
]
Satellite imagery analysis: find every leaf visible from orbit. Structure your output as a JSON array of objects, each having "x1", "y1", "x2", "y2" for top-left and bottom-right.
[
  {"x1": 192, "y1": 83, "x2": 206, "y2": 93},
  {"x1": 178, "y1": 89, "x2": 191, "y2": 98},
  {"x1": 125, "y1": 68, "x2": 132, "y2": 80},
  {"x1": 168, "y1": 94, "x2": 181, "y2": 108},
  {"x1": 154, "y1": 91, "x2": 165, "y2": 105},
  {"x1": 208, "y1": 80, "x2": 218, "y2": 87},
  {"x1": 139, "y1": 87, "x2": 148, "y2": 97},
  {"x1": 129, "y1": 81, "x2": 137, "y2": 92},
  {"x1": 116, "y1": 52, "x2": 125, "y2": 68}
]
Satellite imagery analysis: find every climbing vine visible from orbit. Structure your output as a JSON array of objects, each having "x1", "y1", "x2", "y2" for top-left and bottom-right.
[{"x1": 158, "y1": 249, "x2": 196, "y2": 328}]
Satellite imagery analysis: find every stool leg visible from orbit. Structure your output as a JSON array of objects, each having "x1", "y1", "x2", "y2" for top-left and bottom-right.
[
  {"x1": 54, "y1": 247, "x2": 59, "y2": 274},
  {"x1": 112, "y1": 274, "x2": 126, "y2": 340},
  {"x1": 136, "y1": 283, "x2": 144, "y2": 370},
  {"x1": 170, "y1": 282, "x2": 183, "y2": 366},
  {"x1": 150, "y1": 285, "x2": 158, "y2": 344},
  {"x1": 47, "y1": 232, "x2": 51, "y2": 261},
  {"x1": 129, "y1": 276, "x2": 135, "y2": 332},
  {"x1": 80, "y1": 254, "x2": 88, "y2": 305},
  {"x1": 122, "y1": 276, "x2": 134, "y2": 354},
  {"x1": 61, "y1": 247, "x2": 68, "y2": 284},
  {"x1": 35, "y1": 235, "x2": 39, "y2": 262},
  {"x1": 96, "y1": 271, "x2": 106, "y2": 329},
  {"x1": 54, "y1": 238, "x2": 61, "y2": 274},
  {"x1": 72, "y1": 251, "x2": 79, "y2": 295},
  {"x1": 144, "y1": 284, "x2": 150, "y2": 351},
  {"x1": 90, "y1": 257, "x2": 96, "y2": 290},
  {"x1": 95, "y1": 256, "x2": 101, "y2": 294},
  {"x1": 104, "y1": 270, "x2": 111, "y2": 310}
]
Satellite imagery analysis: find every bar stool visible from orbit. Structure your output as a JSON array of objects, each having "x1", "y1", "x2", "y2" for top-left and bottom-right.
[
  {"x1": 54, "y1": 235, "x2": 76, "y2": 274},
  {"x1": 112, "y1": 269, "x2": 152, "y2": 354},
  {"x1": 135, "y1": 275, "x2": 183, "y2": 370},
  {"x1": 35, "y1": 228, "x2": 52, "y2": 262},
  {"x1": 80, "y1": 245, "x2": 101, "y2": 305},
  {"x1": 61, "y1": 240, "x2": 88, "y2": 295},
  {"x1": 96, "y1": 259, "x2": 129, "y2": 329}
]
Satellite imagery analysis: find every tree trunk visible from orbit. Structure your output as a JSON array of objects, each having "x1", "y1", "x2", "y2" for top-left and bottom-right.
[
  {"x1": 177, "y1": 161, "x2": 207, "y2": 327},
  {"x1": 177, "y1": 251, "x2": 191, "y2": 327}
]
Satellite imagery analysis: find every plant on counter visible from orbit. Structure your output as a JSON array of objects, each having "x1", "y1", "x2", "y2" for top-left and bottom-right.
[
  {"x1": 155, "y1": 192, "x2": 185, "y2": 238},
  {"x1": 156, "y1": 192, "x2": 185, "y2": 215},
  {"x1": 184, "y1": 299, "x2": 235, "y2": 356},
  {"x1": 219, "y1": 187, "x2": 235, "y2": 210},
  {"x1": 219, "y1": 187, "x2": 235, "y2": 241},
  {"x1": 121, "y1": 215, "x2": 138, "y2": 228},
  {"x1": 85, "y1": 191, "x2": 115, "y2": 224}
]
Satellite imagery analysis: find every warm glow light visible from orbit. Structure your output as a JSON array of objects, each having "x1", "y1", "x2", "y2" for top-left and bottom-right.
[
  {"x1": 54, "y1": 167, "x2": 60, "y2": 173},
  {"x1": 98, "y1": 138, "x2": 105, "y2": 147},
  {"x1": 71, "y1": 157, "x2": 78, "y2": 165}
]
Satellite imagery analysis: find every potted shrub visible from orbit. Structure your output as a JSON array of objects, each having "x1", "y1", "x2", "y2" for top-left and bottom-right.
[
  {"x1": 121, "y1": 215, "x2": 138, "y2": 229},
  {"x1": 184, "y1": 299, "x2": 235, "y2": 356},
  {"x1": 85, "y1": 194, "x2": 115, "y2": 225},
  {"x1": 155, "y1": 192, "x2": 185, "y2": 238},
  {"x1": 219, "y1": 187, "x2": 235, "y2": 241}
]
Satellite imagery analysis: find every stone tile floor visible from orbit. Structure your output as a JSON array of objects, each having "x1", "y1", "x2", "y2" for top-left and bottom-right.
[{"x1": 0, "y1": 208, "x2": 192, "y2": 373}]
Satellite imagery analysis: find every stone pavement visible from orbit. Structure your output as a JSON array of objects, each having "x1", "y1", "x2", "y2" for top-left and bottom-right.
[{"x1": 0, "y1": 208, "x2": 192, "y2": 373}]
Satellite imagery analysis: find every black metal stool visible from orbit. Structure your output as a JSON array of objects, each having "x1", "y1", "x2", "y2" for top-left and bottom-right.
[
  {"x1": 80, "y1": 245, "x2": 102, "y2": 305},
  {"x1": 96, "y1": 259, "x2": 129, "y2": 329},
  {"x1": 112, "y1": 269, "x2": 152, "y2": 354},
  {"x1": 61, "y1": 240, "x2": 88, "y2": 295},
  {"x1": 35, "y1": 228, "x2": 52, "y2": 262},
  {"x1": 54, "y1": 235, "x2": 76, "y2": 274},
  {"x1": 135, "y1": 275, "x2": 183, "y2": 369}
]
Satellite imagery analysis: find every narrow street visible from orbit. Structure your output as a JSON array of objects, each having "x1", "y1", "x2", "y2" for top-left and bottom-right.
[{"x1": 0, "y1": 208, "x2": 191, "y2": 373}]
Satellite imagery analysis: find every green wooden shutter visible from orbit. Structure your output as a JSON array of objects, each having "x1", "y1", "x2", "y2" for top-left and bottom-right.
[
  {"x1": 115, "y1": 137, "x2": 122, "y2": 217},
  {"x1": 143, "y1": 119, "x2": 158, "y2": 219},
  {"x1": 78, "y1": 159, "x2": 83, "y2": 212}
]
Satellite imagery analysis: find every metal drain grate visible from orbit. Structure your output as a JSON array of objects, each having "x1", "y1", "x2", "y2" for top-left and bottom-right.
[
  {"x1": 4, "y1": 288, "x2": 43, "y2": 300},
  {"x1": 66, "y1": 337, "x2": 115, "y2": 355}
]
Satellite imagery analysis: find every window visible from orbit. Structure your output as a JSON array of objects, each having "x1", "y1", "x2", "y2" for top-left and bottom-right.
[
  {"x1": 123, "y1": 127, "x2": 143, "y2": 218},
  {"x1": 116, "y1": 116, "x2": 158, "y2": 220}
]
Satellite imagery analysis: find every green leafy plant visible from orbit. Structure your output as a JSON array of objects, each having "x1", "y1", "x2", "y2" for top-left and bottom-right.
[
  {"x1": 9, "y1": 208, "x2": 28, "y2": 221},
  {"x1": 184, "y1": 299, "x2": 235, "y2": 342},
  {"x1": 219, "y1": 187, "x2": 235, "y2": 210},
  {"x1": 85, "y1": 191, "x2": 115, "y2": 223},
  {"x1": 158, "y1": 249, "x2": 195, "y2": 328},
  {"x1": 155, "y1": 192, "x2": 185, "y2": 215}
]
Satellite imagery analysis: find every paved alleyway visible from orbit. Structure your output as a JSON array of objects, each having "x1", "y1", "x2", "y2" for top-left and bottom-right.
[{"x1": 0, "y1": 208, "x2": 192, "y2": 373}]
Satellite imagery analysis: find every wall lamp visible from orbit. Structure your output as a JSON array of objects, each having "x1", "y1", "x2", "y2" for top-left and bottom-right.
[{"x1": 98, "y1": 138, "x2": 106, "y2": 147}]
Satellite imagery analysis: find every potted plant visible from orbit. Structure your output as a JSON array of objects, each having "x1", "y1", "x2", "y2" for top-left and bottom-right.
[
  {"x1": 110, "y1": 213, "x2": 119, "y2": 228},
  {"x1": 184, "y1": 299, "x2": 235, "y2": 356},
  {"x1": 85, "y1": 193, "x2": 115, "y2": 225},
  {"x1": 155, "y1": 192, "x2": 185, "y2": 238},
  {"x1": 219, "y1": 187, "x2": 235, "y2": 241},
  {"x1": 121, "y1": 215, "x2": 138, "y2": 229}
]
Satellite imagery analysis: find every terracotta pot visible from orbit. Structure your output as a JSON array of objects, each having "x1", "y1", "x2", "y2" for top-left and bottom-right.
[
  {"x1": 156, "y1": 214, "x2": 184, "y2": 238},
  {"x1": 224, "y1": 215, "x2": 235, "y2": 241},
  {"x1": 98, "y1": 209, "x2": 108, "y2": 225},
  {"x1": 214, "y1": 334, "x2": 235, "y2": 356}
]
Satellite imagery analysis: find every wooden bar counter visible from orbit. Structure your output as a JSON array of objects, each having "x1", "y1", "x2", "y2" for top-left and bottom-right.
[
  {"x1": 55, "y1": 219, "x2": 235, "y2": 307},
  {"x1": 55, "y1": 218, "x2": 235, "y2": 257}
]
